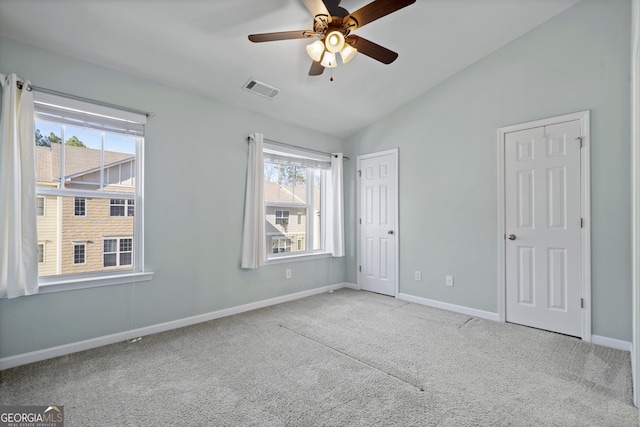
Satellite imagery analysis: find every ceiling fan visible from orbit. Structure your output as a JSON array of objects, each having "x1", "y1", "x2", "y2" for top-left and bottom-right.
[{"x1": 248, "y1": 0, "x2": 416, "y2": 76}]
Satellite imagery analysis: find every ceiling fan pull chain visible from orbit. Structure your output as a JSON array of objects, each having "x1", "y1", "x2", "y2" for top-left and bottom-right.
[{"x1": 330, "y1": 68, "x2": 334, "y2": 82}]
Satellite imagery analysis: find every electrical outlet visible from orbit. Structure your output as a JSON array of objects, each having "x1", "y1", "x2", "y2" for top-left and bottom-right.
[
  {"x1": 446, "y1": 275, "x2": 454, "y2": 287},
  {"x1": 414, "y1": 271, "x2": 422, "y2": 281},
  {"x1": 286, "y1": 269, "x2": 292, "y2": 279}
]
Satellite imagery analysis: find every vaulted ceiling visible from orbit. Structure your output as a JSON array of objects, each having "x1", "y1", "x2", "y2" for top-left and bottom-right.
[{"x1": 0, "y1": 0, "x2": 581, "y2": 138}]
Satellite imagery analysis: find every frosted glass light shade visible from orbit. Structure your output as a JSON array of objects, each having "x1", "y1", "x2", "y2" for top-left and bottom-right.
[
  {"x1": 306, "y1": 40, "x2": 325, "y2": 62},
  {"x1": 325, "y1": 31, "x2": 345, "y2": 53},
  {"x1": 320, "y1": 51, "x2": 337, "y2": 68},
  {"x1": 340, "y1": 44, "x2": 357, "y2": 64}
]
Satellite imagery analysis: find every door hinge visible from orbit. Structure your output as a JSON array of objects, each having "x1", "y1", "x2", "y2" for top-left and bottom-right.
[
  {"x1": 575, "y1": 136, "x2": 583, "y2": 148},
  {"x1": 359, "y1": 218, "x2": 362, "y2": 225},
  {"x1": 580, "y1": 298, "x2": 584, "y2": 309},
  {"x1": 358, "y1": 170, "x2": 361, "y2": 177},
  {"x1": 581, "y1": 218, "x2": 584, "y2": 228},
  {"x1": 359, "y1": 265, "x2": 362, "y2": 272}
]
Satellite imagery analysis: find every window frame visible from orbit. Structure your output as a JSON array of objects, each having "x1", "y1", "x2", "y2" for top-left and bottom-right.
[
  {"x1": 103, "y1": 236, "x2": 133, "y2": 268},
  {"x1": 72, "y1": 242, "x2": 86, "y2": 265},
  {"x1": 36, "y1": 197, "x2": 45, "y2": 216},
  {"x1": 74, "y1": 197, "x2": 86, "y2": 216},
  {"x1": 38, "y1": 242, "x2": 45, "y2": 264},
  {"x1": 263, "y1": 144, "x2": 330, "y2": 263},
  {"x1": 33, "y1": 91, "x2": 153, "y2": 293}
]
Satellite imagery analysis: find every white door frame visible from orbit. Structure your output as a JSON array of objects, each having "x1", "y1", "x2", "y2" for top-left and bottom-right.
[
  {"x1": 356, "y1": 148, "x2": 399, "y2": 297},
  {"x1": 497, "y1": 111, "x2": 591, "y2": 342}
]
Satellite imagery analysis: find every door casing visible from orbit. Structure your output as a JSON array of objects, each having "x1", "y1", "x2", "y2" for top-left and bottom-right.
[
  {"x1": 497, "y1": 111, "x2": 591, "y2": 341},
  {"x1": 356, "y1": 148, "x2": 399, "y2": 297}
]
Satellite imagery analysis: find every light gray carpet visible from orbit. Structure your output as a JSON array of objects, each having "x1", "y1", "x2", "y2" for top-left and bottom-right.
[{"x1": 1, "y1": 288, "x2": 637, "y2": 426}]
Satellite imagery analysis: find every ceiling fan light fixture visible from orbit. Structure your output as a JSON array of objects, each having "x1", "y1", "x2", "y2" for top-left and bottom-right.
[
  {"x1": 340, "y1": 43, "x2": 357, "y2": 64},
  {"x1": 306, "y1": 40, "x2": 325, "y2": 62},
  {"x1": 325, "y1": 30, "x2": 345, "y2": 53},
  {"x1": 320, "y1": 51, "x2": 337, "y2": 68}
]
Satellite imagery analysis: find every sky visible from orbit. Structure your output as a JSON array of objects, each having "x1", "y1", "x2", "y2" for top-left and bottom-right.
[{"x1": 35, "y1": 120, "x2": 136, "y2": 155}]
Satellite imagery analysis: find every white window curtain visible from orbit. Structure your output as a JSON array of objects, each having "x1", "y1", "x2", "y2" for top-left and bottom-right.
[
  {"x1": 323, "y1": 153, "x2": 345, "y2": 257},
  {"x1": 0, "y1": 74, "x2": 38, "y2": 298},
  {"x1": 241, "y1": 132, "x2": 266, "y2": 269}
]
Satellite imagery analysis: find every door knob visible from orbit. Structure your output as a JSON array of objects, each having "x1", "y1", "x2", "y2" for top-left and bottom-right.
[
  {"x1": 388, "y1": 230, "x2": 394, "y2": 235},
  {"x1": 508, "y1": 234, "x2": 516, "y2": 240}
]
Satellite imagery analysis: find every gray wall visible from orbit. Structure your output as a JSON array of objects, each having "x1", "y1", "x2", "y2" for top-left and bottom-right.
[
  {"x1": 346, "y1": 0, "x2": 632, "y2": 341},
  {"x1": 0, "y1": 37, "x2": 348, "y2": 358}
]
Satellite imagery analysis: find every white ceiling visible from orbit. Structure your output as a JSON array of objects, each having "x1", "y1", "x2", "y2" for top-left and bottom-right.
[{"x1": 0, "y1": 0, "x2": 581, "y2": 139}]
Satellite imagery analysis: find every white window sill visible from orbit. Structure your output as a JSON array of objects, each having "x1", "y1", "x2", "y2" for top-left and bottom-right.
[
  {"x1": 38, "y1": 271, "x2": 154, "y2": 294},
  {"x1": 266, "y1": 252, "x2": 332, "y2": 265}
]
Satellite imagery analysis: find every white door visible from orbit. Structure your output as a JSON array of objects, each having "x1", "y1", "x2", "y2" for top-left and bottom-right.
[
  {"x1": 505, "y1": 120, "x2": 583, "y2": 337},
  {"x1": 358, "y1": 151, "x2": 398, "y2": 296}
]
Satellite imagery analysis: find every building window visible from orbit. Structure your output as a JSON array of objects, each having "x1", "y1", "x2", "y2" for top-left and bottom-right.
[
  {"x1": 74, "y1": 197, "x2": 86, "y2": 216},
  {"x1": 263, "y1": 143, "x2": 327, "y2": 259},
  {"x1": 33, "y1": 90, "x2": 147, "y2": 287},
  {"x1": 73, "y1": 243, "x2": 86, "y2": 264},
  {"x1": 110, "y1": 199, "x2": 134, "y2": 217},
  {"x1": 275, "y1": 210, "x2": 289, "y2": 226},
  {"x1": 104, "y1": 237, "x2": 133, "y2": 267},
  {"x1": 272, "y1": 237, "x2": 292, "y2": 254},
  {"x1": 36, "y1": 197, "x2": 45, "y2": 216},
  {"x1": 38, "y1": 243, "x2": 45, "y2": 264}
]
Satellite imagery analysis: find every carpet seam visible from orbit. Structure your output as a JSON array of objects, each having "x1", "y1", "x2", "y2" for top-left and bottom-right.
[{"x1": 278, "y1": 324, "x2": 425, "y2": 392}]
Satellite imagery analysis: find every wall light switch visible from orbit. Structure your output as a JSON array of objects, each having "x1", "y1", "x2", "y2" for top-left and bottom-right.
[{"x1": 446, "y1": 275, "x2": 454, "y2": 287}]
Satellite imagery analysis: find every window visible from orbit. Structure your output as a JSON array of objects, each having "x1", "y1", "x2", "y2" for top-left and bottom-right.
[
  {"x1": 36, "y1": 197, "x2": 45, "y2": 216},
  {"x1": 33, "y1": 90, "x2": 150, "y2": 289},
  {"x1": 275, "y1": 210, "x2": 289, "y2": 226},
  {"x1": 73, "y1": 243, "x2": 86, "y2": 264},
  {"x1": 38, "y1": 243, "x2": 45, "y2": 264},
  {"x1": 263, "y1": 143, "x2": 327, "y2": 259},
  {"x1": 272, "y1": 237, "x2": 292, "y2": 254},
  {"x1": 110, "y1": 199, "x2": 134, "y2": 217},
  {"x1": 74, "y1": 197, "x2": 86, "y2": 216},
  {"x1": 103, "y1": 237, "x2": 132, "y2": 267}
]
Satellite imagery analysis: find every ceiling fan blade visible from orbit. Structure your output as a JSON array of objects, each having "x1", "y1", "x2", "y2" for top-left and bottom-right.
[
  {"x1": 346, "y1": 35, "x2": 398, "y2": 64},
  {"x1": 248, "y1": 31, "x2": 313, "y2": 43},
  {"x1": 302, "y1": 0, "x2": 331, "y2": 18},
  {"x1": 309, "y1": 60, "x2": 325, "y2": 76},
  {"x1": 344, "y1": 0, "x2": 415, "y2": 29}
]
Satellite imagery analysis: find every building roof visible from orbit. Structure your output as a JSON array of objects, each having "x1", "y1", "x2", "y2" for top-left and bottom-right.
[
  {"x1": 36, "y1": 143, "x2": 133, "y2": 184},
  {"x1": 264, "y1": 181, "x2": 320, "y2": 208}
]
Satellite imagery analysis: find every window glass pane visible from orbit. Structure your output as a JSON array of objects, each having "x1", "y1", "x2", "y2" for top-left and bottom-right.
[
  {"x1": 36, "y1": 196, "x2": 134, "y2": 277},
  {"x1": 104, "y1": 133, "x2": 136, "y2": 192},
  {"x1": 75, "y1": 197, "x2": 86, "y2": 216},
  {"x1": 73, "y1": 244, "x2": 85, "y2": 264},
  {"x1": 35, "y1": 121, "x2": 136, "y2": 194},
  {"x1": 120, "y1": 252, "x2": 132, "y2": 266},
  {"x1": 104, "y1": 239, "x2": 117, "y2": 253},
  {"x1": 313, "y1": 169, "x2": 322, "y2": 251},
  {"x1": 38, "y1": 244, "x2": 44, "y2": 263},
  {"x1": 264, "y1": 163, "x2": 307, "y2": 205},
  {"x1": 120, "y1": 238, "x2": 132, "y2": 252},
  {"x1": 104, "y1": 253, "x2": 117, "y2": 267},
  {"x1": 264, "y1": 154, "x2": 325, "y2": 259},
  {"x1": 36, "y1": 197, "x2": 45, "y2": 216},
  {"x1": 35, "y1": 121, "x2": 63, "y2": 183}
]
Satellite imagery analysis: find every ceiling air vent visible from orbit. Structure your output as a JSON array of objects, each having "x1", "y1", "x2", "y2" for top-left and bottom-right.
[{"x1": 242, "y1": 79, "x2": 280, "y2": 99}]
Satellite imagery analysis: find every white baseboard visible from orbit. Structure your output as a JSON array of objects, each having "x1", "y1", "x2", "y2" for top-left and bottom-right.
[
  {"x1": 591, "y1": 335, "x2": 633, "y2": 352},
  {"x1": 398, "y1": 293, "x2": 632, "y2": 353},
  {"x1": 0, "y1": 283, "x2": 355, "y2": 371},
  {"x1": 397, "y1": 292, "x2": 500, "y2": 322}
]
